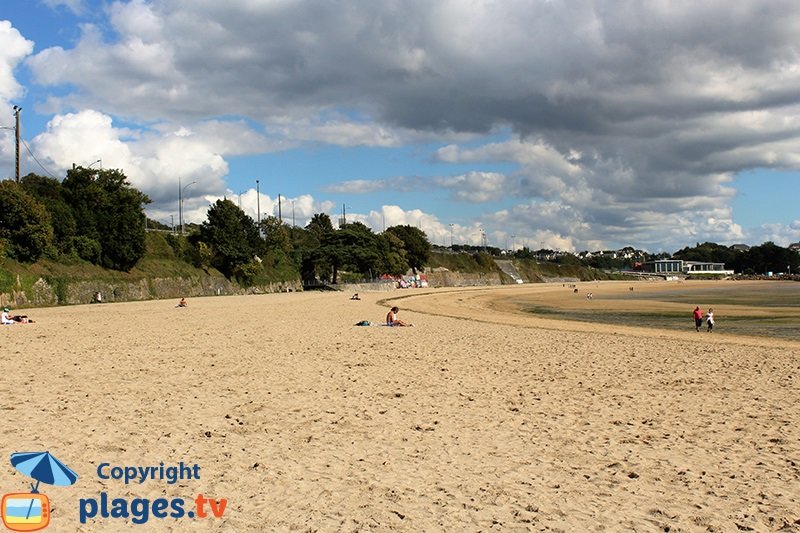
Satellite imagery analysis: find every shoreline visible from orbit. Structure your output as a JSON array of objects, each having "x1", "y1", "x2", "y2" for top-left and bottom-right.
[{"x1": 385, "y1": 280, "x2": 800, "y2": 347}]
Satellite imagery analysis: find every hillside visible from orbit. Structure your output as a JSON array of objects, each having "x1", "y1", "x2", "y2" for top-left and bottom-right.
[
  {"x1": 0, "y1": 232, "x2": 274, "y2": 308},
  {"x1": 1, "y1": 241, "x2": 628, "y2": 309},
  {"x1": 426, "y1": 251, "x2": 625, "y2": 283}
]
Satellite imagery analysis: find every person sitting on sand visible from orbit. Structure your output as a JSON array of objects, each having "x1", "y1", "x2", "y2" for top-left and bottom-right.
[
  {"x1": 386, "y1": 306, "x2": 412, "y2": 327},
  {"x1": 176, "y1": 297, "x2": 188, "y2": 308},
  {"x1": 1, "y1": 307, "x2": 15, "y2": 325},
  {"x1": 350, "y1": 293, "x2": 360, "y2": 300},
  {"x1": 1, "y1": 307, "x2": 30, "y2": 324},
  {"x1": 693, "y1": 306, "x2": 703, "y2": 332},
  {"x1": 706, "y1": 308, "x2": 715, "y2": 332}
]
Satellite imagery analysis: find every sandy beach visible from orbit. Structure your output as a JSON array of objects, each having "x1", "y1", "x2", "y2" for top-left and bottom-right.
[{"x1": 1, "y1": 281, "x2": 798, "y2": 531}]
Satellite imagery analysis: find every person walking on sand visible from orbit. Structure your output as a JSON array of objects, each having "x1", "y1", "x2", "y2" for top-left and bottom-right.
[
  {"x1": 386, "y1": 306, "x2": 413, "y2": 327},
  {"x1": 706, "y1": 308, "x2": 715, "y2": 332},
  {"x1": 693, "y1": 306, "x2": 703, "y2": 332}
]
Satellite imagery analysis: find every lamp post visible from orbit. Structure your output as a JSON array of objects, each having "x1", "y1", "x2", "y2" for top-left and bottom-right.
[
  {"x1": 449, "y1": 223, "x2": 454, "y2": 248},
  {"x1": 87, "y1": 159, "x2": 102, "y2": 170},
  {"x1": 179, "y1": 178, "x2": 196, "y2": 235},
  {"x1": 256, "y1": 180, "x2": 261, "y2": 237},
  {"x1": 511, "y1": 234, "x2": 516, "y2": 252}
]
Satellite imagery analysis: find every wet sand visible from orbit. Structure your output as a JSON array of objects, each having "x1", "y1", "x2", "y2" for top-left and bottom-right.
[{"x1": 1, "y1": 282, "x2": 798, "y2": 531}]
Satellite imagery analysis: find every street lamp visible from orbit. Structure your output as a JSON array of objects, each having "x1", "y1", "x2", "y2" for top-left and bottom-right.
[
  {"x1": 449, "y1": 223, "x2": 454, "y2": 248},
  {"x1": 179, "y1": 178, "x2": 196, "y2": 235},
  {"x1": 256, "y1": 180, "x2": 261, "y2": 237},
  {"x1": 87, "y1": 159, "x2": 102, "y2": 169}
]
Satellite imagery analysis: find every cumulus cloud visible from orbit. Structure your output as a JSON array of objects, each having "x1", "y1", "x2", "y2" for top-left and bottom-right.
[
  {"x1": 0, "y1": 20, "x2": 34, "y2": 176},
  {"x1": 149, "y1": 190, "x2": 336, "y2": 229},
  {"x1": 11, "y1": 1, "x2": 800, "y2": 249},
  {"x1": 28, "y1": 109, "x2": 276, "y2": 207},
  {"x1": 328, "y1": 171, "x2": 512, "y2": 202}
]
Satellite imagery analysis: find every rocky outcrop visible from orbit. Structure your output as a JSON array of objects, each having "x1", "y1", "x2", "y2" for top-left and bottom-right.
[
  {"x1": 425, "y1": 270, "x2": 504, "y2": 287},
  {"x1": 0, "y1": 275, "x2": 303, "y2": 308}
]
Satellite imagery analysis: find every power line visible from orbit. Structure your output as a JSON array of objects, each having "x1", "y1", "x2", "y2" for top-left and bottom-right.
[{"x1": 21, "y1": 138, "x2": 59, "y2": 179}]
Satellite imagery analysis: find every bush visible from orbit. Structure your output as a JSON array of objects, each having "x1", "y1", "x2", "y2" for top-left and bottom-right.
[
  {"x1": 233, "y1": 260, "x2": 264, "y2": 286},
  {"x1": 0, "y1": 181, "x2": 54, "y2": 262},
  {"x1": 72, "y1": 236, "x2": 102, "y2": 263}
]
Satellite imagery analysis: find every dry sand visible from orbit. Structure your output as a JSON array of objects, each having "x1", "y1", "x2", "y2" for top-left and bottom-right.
[{"x1": 1, "y1": 282, "x2": 798, "y2": 531}]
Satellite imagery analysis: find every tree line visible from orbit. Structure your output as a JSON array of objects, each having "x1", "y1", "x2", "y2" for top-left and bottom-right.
[
  {"x1": 186, "y1": 197, "x2": 430, "y2": 285},
  {"x1": 1, "y1": 168, "x2": 795, "y2": 280},
  {"x1": 672, "y1": 241, "x2": 799, "y2": 275},
  {"x1": 0, "y1": 168, "x2": 431, "y2": 285}
]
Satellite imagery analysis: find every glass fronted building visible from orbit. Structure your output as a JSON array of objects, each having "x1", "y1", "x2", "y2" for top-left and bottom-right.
[{"x1": 641, "y1": 260, "x2": 734, "y2": 275}]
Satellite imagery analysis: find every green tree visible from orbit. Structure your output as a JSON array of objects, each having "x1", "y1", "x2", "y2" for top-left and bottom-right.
[
  {"x1": 198, "y1": 199, "x2": 261, "y2": 278},
  {"x1": 62, "y1": 166, "x2": 151, "y2": 270},
  {"x1": 20, "y1": 173, "x2": 77, "y2": 256},
  {"x1": 732, "y1": 241, "x2": 799, "y2": 275},
  {"x1": 377, "y1": 231, "x2": 410, "y2": 276},
  {"x1": 0, "y1": 180, "x2": 54, "y2": 262},
  {"x1": 673, "y1": 242, "x2": 736, "y2": 265},
  {"x1": 317, "y1": 223, "x2": 382, "y2": 283},
  {"x1": 385, "y1": 225, "x2": 431, "y2": 274},
  {"x1": 306, "y1": 213, "x2": 334, "y2": 240},
  {"x1": 261, "y1": 216, "x2": 292, "y2": 255},
  {"x1": 301, "y1": 213, "x2": 335, "y2": 282}
]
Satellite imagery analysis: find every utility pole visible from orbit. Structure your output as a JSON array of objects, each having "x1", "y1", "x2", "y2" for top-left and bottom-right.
[
  {"x1": 256, "y1": 180, "x2": 261, "y2": 237},
  {"x1": 13, "y1": 106, "x2": 21, "y2": 182},
  {"x1": 178, "y1": 177, "x2": 182, "y2": 235},
  {"x1": 278, "y1": 194, "x2": 282, "y2": 223}
]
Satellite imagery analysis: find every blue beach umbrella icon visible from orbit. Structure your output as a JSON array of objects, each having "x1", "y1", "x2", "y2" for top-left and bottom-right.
[{"x1": 10, "y1": 452, "x2": 78, "y2": 519}]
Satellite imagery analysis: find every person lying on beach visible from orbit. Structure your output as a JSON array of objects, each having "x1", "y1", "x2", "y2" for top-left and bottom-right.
[
  {"x1": 350, "y1": 293, "x2": 360, "y2": 300},
  {"x1": 2, "y1": 307, "x2": 32, "y2": 324},
  {"x1": 386, "y1": 306, "x2": 413, "y2": 327},
  {"x1": 176, "y1": 298, "x2": 188, "y2": 308}
]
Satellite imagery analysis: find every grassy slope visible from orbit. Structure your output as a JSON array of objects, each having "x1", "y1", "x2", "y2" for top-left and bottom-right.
[
  {"x1": 0, "y1": 232, "x2": 224, "y2": 296},
  {"x1": 427, "y1": 251, "x2": 625, "y2": 282}
]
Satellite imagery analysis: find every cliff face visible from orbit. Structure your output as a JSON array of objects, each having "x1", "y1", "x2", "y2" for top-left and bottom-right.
[
  {"x1": 0, "y1": 231, "x2": 303, "y2": 308},
  {"x1": 424, "y1": 270, "x2": 504, "y2": 287},
  {"x1": 1, "y1": 274, "x2": 302, "y2": 308}
]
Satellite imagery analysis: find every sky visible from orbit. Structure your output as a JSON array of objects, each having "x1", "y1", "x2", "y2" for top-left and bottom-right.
[{"x1": 1, "y1": 0, "x2": 799, "y2": 253}]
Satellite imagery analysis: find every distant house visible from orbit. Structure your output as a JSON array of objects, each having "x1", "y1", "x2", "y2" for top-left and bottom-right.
[
  {"x1": 730, "y1": 244, "x2": 751, "y2": 252},
  {"x1": 789, "y1": 242, "x2": 800, "y2": 253},
  {"x1": 641, "y1": 259, "x2": 734, "y2": 275}
]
